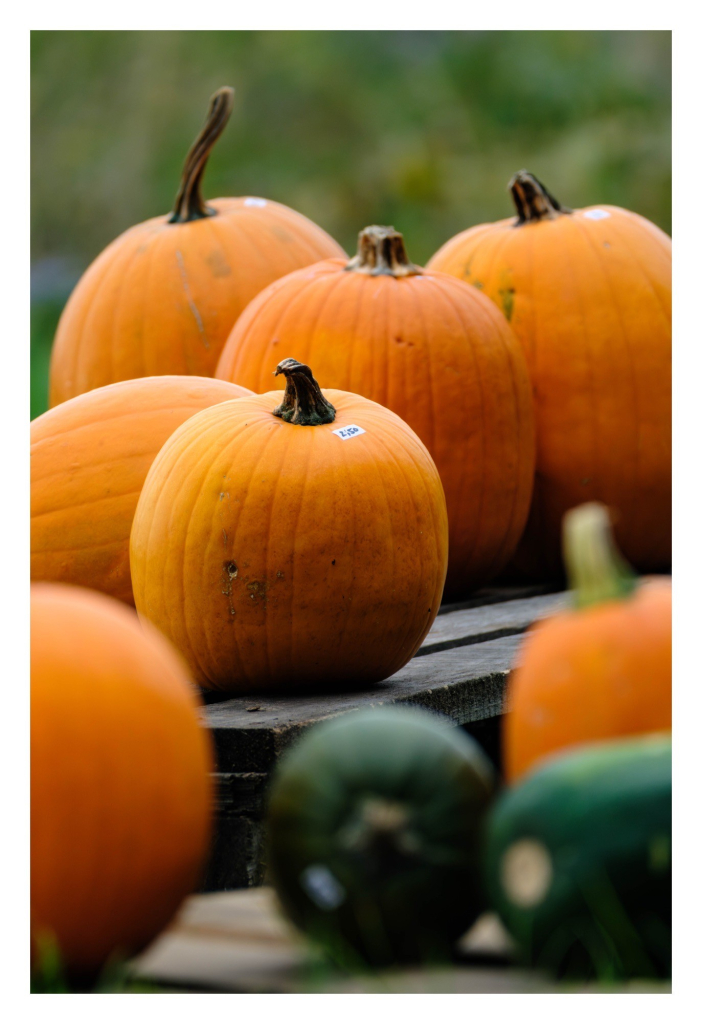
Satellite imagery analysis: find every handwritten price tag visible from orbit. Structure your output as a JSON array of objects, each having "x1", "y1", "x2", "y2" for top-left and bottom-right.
[{"x1": 332, "y1": 424, "x2": 366, "y2": 440}]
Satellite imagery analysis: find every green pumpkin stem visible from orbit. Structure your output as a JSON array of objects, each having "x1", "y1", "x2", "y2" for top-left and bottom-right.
[
  {"x1": 509, "y1": 170, "x2": 571, "y2": 225},
  {"x1": 273, "y1": 358, "x2": 336, "y2": 426},
  {"x1": 169, "y1": 86, "x2": 234, "y2": 224},
  {"x1": 345, "y1": 225, "x2": 422, "y2": 277},
  {"x1": 563, "y1": 503, "x2": 637, "y2": 610}
]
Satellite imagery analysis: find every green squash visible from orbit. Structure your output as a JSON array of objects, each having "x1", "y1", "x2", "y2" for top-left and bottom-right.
[
  {"x1": 484, "y1": 733, "x2": 671, "y2": 981},
  {"x1": 265, "y1": 705, "x2": 495, "y2": 968}
]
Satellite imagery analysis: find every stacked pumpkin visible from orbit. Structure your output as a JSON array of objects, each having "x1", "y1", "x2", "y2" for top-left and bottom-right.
[
  {"x1": 48, "y1": 87, "x2": 345, "y2": 404},
  {"x1": 130, "y1": 356, "x2": 449, "y2": 691},
  {"x1": 31, "y1": 583, "x2": 213, "y2": 975},
  {"x1": 214, "y1": 224, "x2": 536, "y2": 598},
  {"x1": 428, "y1": 171, "x2": 671, "y2": 579},
  {"x1": 31, "y1": 82, "x2": 672, "y2": 981}
]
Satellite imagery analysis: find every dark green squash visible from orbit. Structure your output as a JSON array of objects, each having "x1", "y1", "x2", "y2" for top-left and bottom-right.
[
  {"x1": 265, "y1": 705, "x2": 495, "y2": 968},
  {"x1": 484, "y1": 733, "x2": 671, "y2": 981}
]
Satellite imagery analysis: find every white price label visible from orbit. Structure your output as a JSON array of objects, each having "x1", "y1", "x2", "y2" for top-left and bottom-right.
[
  {"x1": 332, "y1": 424, "x2": 366, "y2": 440},
  {"x1": 583, "y1": 209, "x2": 610, "y2": 220}
]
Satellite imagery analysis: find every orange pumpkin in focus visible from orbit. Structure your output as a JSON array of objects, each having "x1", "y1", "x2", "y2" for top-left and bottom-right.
[
  {"x1": 215, "y1": 226, "x2": 535, "y2": 598},
  {"x1": 31, "y1": 583, "x2": 213, "y2": 973},
  {"x1": 130, "y1": 358, "x2": 448, "y2": 692},
  {"x1": 31, "y1": 375, "x2": 251, "y2": 605},
  {"x1": 427, "y1": 172, "x2": 671, "y2": 579},
  {"x1": 503, "y1": 503, "x2": 671, "y2": 783},
  {"x1": 48, "y1": 87, "x2": 344, "y2": 406}
]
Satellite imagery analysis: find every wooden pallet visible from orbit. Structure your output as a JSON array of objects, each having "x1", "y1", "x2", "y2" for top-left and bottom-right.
[
  {"x1": 199, "y1": 585, "x2": 569, "y2": 890},
  {"x1": 132, "y1": 886, "x2": 670, "y2": 994}
]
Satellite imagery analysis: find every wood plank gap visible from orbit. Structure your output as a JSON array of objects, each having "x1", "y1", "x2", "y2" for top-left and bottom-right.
[{"x1": 416, "y1": 624, "x2": 529, "y2": 657}]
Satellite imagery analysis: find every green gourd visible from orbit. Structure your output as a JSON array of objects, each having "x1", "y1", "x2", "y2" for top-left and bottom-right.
[
  {"x1": 266, "y1": 705, "x2": 495, "y2": 968},
  {"x1": 484, "y1": 733, "x2": 671, "y2": 981}
]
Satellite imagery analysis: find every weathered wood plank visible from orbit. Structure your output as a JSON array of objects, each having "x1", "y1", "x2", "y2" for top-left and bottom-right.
[{"x1": 418, "y1": 590, "x2": 568, "y2": 655}]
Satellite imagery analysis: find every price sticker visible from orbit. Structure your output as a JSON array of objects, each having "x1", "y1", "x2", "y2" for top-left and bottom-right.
[{"x1": 332, "y1": 424, "x2": 366, "y2": 440}]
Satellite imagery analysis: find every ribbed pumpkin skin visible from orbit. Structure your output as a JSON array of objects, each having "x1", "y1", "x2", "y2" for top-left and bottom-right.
[
  {"x1": 503, "y1": 579, "x2": 671, "y2": 783},
  {"x1": 48, "y1": 197, "x2": 345, "y2": 406},
  {"x1": 130, "y1": 389, "x2": 448, "y2": 692},
  {"x1": 31, "y1": 375, "x2": 251, "y2": 605},
  {"x1": 215, "y1": 261, "x2": 535, "y2": 598},
  {"x1": 427, "y1": 205, "x2": 671, "y2": 577},
  {"x1": 31, "y1": 583, "x2": 213, "y2": 973}
]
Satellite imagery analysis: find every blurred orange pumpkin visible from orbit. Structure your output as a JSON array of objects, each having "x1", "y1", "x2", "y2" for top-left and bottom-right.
[
  {"x1": 428, "y1": 172, "x2": 671, "y2": 579},
  {"x1": 215, "y1": 226, "x2": 535, "y2": 598},
  {"x1": 131, "y1": 358, "x2": 448, "y2": 692},
  {"x1": 31, "y1": 375, "x2": 251, "y2": 605},
  {"x1": 48, "y1": 87, "x2": 345, "y2": 406},
  {"x1": 503, "y1": 503, "x2": 671, "y2": 783},
  {"x1": 31, "y1": 583, "x2": 213, "y2": 973}
]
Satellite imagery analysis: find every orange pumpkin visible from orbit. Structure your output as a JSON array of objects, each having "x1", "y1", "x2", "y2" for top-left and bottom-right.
[
  {"x1": 427, "y1": 172, "x2": 671, "y2": 579},
  {"x1": 31, "y1": 375, "x2": 251, "y2": 606},
  {"x1": 48, "y1": 87, "x2": 345, "y2": 406},
  {"x1": 31, "y1": 583, "x2": 213, "y2": 973},
  {"x1": 130, "y1": 358, "x2": 448, "y2": 692},
  {"x1": 503, "y1": 503, "x2": 671, "y2": 783},
  {"x1": 215, "y1": 226, "x2": 535, "y2": 598}
]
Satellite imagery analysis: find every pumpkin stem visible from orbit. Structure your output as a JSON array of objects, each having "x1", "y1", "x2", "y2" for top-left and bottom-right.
[
  {"x1": 337, "y1": 798, "x2": 421, "y2": 865},
  {"x1": 273, "y1": 358, "x2": 336, "y2": 426},
  {"x1": 169, "y1": 86, "x2": 234, "y2": 224},
  {"x1": 345, "y1": 225, "x2": 422, "y2": 277},
  {"x1": 563, "y1": 503, "x2": 637, "y2": 610},
  {"x1": 509, "y1": 170, "x2": 571, "y2": 225}
]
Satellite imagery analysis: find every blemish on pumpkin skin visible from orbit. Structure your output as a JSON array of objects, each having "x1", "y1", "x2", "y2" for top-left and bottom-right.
[
  {"x1": 221, "y1": 560, "x2": 238, "y2": 587},
  {"x1": 205, "y1": 249, "x2": 232, "y2": 278},
  {"x1": 247, "y1": 580, "x2": 268, "y2": 602},
  {"x1": 175, "y1": 249, "x2": 209, "y2": 349},
  {"x1": 221, "y1": 561, "x2": 239, "y2": 616},
  {"x1": 499, "y1": 287, "x2": 515, "y2": 322}
]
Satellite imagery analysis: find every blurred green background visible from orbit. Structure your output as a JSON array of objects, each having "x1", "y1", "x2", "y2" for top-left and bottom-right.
[{"x1": 31, "y1": 30, "x2": 671, "y2": 419}]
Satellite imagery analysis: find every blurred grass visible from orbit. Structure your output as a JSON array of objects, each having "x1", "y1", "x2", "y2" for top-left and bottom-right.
[
  {"x1": 30, "y1": 933, "x2": 168, "y2": 993},
  {"x1": 30, "y1": 301, "x2": 62, "y2": 420},
  {"x1": 31, "y1": 30, "x2": 671, "y2": 419}
]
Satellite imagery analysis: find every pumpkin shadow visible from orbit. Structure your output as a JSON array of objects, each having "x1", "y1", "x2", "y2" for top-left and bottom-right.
[{"x1": 199, "y1": 677, "x2": 391, "y2": 707}]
